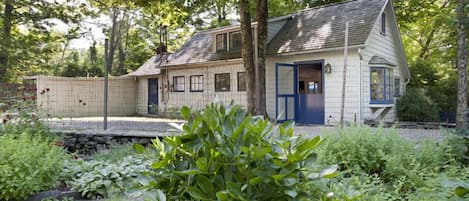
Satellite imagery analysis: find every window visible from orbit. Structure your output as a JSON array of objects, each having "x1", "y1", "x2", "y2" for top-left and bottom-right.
[
  {"x1": 229, "y1": 31, "x2": 241, "y2": 51},
  {"x1": 190, "y1": 75, "x2": 203, "y2": 92},
  {"x1": 215, "y1": 73, "x2": 230, "y2": 92},
  {"x1": 370, "y1": 67, "x2": 393, "y2": 104},
  {"x1": 173, "y1": 76, "x2": 185, "y2": 92},
  {"x1": 381, "y1": 13, "x2": 386, "y2": 35},
  {"x1": 394, "y1": 78, "x2": 400, "y2": 97},
  {"x1": 237, "y1": 72, "x2": 246, "y2": 91},
  {"x1": 216, "y1": 33, "x2": 227, "y2": 52}
]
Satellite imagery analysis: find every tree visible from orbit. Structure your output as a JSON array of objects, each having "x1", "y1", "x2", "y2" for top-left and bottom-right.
[
  {"x1": 0, "y1": 0, "x2": 87, "y2": 82},
  {"x1": 256, "y1": 0, "x2": 267, "y2": 116},
  {"x1": 456, "y1": 0, "x2": 467, "y2": 128},
  {"x1": 239, "y1": 0, "x2": 256, "y2": 114}
]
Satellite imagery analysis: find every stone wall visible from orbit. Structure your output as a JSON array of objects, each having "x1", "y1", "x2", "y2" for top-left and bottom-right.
[{"x1": 59, "y1": 133, "x2": 156, "y2": 155}]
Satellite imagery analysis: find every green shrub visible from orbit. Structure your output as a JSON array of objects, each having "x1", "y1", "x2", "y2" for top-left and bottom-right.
[
  {"x1": 396, "y1": 88, "x2": 439, "y2": 122},
  {"x1": 139, "y1": 103, "x2": 336, "y2": 200},
  {"x1": 64, "y1": 156, "x2": 151, "y2": 199},
  {"x1": 0, "y1": 134, "x2": 69, "y2": 200},
  {"x1": 317, "y1": 126, "x2": 468, "y2": 199}
]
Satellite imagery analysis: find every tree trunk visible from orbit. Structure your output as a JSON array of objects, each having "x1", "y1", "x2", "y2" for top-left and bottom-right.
[
  {"x1": 239, "y1": 0, "x2": 256, "y2": 114},
  {"x1": 456, "y1": 0, "x2": 468, "y2": 128},
  {"x1": 107, "y1": 8, "x2": 119, "y2": 73},
  {"x1": 0, "y1": 0, "x2": 13, "y2": 82},
  {"x1": 256, "y1": 0, "x2": 267, "y2": 116}
]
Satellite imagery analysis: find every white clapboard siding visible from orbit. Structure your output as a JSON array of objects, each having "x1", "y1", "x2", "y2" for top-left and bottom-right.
[
  {"x1": 360, "y1": 3, "x2": 406, "y2": 122},
  {"x1": 136, "y1": 62, "x2": 247, "y2": 114},
  {"x1": 266, "y1": 50, "x2": 362, "y2": 125}
]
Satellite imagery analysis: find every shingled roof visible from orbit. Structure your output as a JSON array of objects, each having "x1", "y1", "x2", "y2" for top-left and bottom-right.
[
  {"x1": 268, "y1": 0, "x2": 386, "y2": 54},
  {"x1": 143, "y1": 0, "x2": 387, "y2": 68}
]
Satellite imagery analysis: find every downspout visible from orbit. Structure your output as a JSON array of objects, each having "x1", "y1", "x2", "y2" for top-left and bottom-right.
[{"x1": 358, "y1": 48, "x2": 363, "y2": 124}]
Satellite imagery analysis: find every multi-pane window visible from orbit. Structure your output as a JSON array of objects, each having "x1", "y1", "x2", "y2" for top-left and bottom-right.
[
  {"x1": 394, "y1": 78, "x2": 400, "y2": 97},
  {"x1": 190, "y1": 75, "x2": 203, "y2": 92},
  {"x1": 381, "y1": 13, "x2": 386, "y2": 35},
  {"x1": 229, "y1": 31, "x2": 241, "y2": 50},
  {"x1": 173, "y1": 76, "x2": 185, "y2": 92},
  {"x1": 216, "y1": 33, "x2": 227, "y2": 52},
  {"x1": 237, "y1": 72, "x2": 246, "y2": 91},
  {"x1": 370, "y1": 67, "x2": 393, "y2": 104},
  {"x1": 215, "y1": 73, "x2": 230, "y2": 92}
]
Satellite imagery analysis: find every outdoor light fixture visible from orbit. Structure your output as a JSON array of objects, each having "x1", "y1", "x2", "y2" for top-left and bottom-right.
[{"x1": 325, "y1": 63, "x2": 332, "y2": 73}]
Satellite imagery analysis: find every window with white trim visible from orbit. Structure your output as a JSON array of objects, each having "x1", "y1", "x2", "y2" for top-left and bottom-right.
[
  {"x1": 190, "y1": 75, "x2": 203, "y2": 92},
  {"x1": 381, "y1": 13, "x2": 386, "y2": 35},
  {"x1": 215, "y1": 73, "x2": 230, "y2": 92},
  {"x1": 229, "y1": 31, "x2": 241, "y2": 51},
  {"x1": 216, "y1": 33, "x2": 227, "y2": 52},
  {"x1": 370, "y1": 67, "x2": 393, "y2": 104},
  {"x1": 394, "y1": 78, "x2": 400, "y2": 97},
  {"x1": 173, "y1": 76, "x2": 185, "y2": 92}
]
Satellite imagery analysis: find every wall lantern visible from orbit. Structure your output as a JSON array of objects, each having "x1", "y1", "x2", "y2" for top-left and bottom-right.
[{"x1": 325, "y1": 63, "x2": 332, "y2": 73}]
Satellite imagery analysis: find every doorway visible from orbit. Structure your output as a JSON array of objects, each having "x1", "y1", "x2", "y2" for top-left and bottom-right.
[
  {"x1": 148, "y1": 78, "x2": 158, "y2": 114},
  {"x1": 296, "y1": 62, "x2": 325, "y2": 124}
]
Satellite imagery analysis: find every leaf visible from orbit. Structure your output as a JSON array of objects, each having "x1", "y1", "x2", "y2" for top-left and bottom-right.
[
  {"x1": 156, "y1": 189, "x2": 166, "y2": 201},
  {"x1": 216, "y1": 191, "x2": 230, "y2": 201},
  {"x1": 285, "y1": 190, "x2": 298, "y2": 198},
  {"x1": 186, "y1": 186, "x2": 208, "y2": 200},
  {"x1": 249, "y1": 176, "x2": 263, "y2": 185},
  {"x1": 181, "y1": 106, "x2": 191, "y2": 120},
  {"x1": 297, "y1": 136, "x2": 322, "y2": 153},
  {"x1": 133, "y1": 143, "x2": 145, "y2": 154},
  {"x1": 196, "y1": 157, "x2": 209, "y2": 172},
  {"x1": 455, "y1": 186, "x2": 469, "y2": 198},
  {"x1": 174, "y1": 169, "x2": 203, "y2": 175},
  {"x1": 197, "y1": 175, "x2": 215, "y2": 196},
  {"x1": 320, "y1": 165, "x2": 339, "y2": 179}
]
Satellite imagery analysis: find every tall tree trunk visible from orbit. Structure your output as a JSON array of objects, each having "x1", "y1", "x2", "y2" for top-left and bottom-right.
[
  {"x1": 239, "y1": 0, "x2": 256, "y2": 114},
  {"x1": 0, "y1": 0, "x2": 13, "y2": 82},
  {"x1": 456, "y1": 0, "x2": 468, "y2": 128},
  {"x1": 107, "y1": 8, "x2": 119, "y2": 73},
  {"x1": 256, "y1": 0, "x2": 267, "y2": 116}
]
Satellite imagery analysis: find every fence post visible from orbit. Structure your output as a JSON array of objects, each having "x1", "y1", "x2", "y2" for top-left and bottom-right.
[{"x1": 104, "y1": 39, "x2": 109, "y2": 130}]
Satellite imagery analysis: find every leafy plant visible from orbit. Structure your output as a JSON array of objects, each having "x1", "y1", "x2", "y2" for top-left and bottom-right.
[
  {"x1": 0, "y1": 134, "x2": 69, "y2": 200},
  {"x1": 65, "y1": 156, "x2": 151, "y2": 199},
  {"x1": 139, "y1": 103, "x2": 336, "y2": 200}
]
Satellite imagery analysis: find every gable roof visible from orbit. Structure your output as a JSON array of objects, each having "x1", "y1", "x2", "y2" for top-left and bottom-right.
[
  {"x1": 268, "y1": 0, "x2": 386, "y2": 55},
  {"x1": 140, "y1": 0, "x2": 388, "y2": 68}
]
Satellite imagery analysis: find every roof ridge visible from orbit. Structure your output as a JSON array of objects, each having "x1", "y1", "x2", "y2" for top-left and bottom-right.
[{"x1": 293, "y1": 0, "x2": 360, "y2": 14}]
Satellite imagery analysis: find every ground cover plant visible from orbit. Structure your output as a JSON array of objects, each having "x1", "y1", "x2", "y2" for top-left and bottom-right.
[
  {"x1": 316, "y1": 126, "x2": 469, "y2": 200},
  {"x1": 63, "y1": 143, "x2": 153, "y2": 199},
  {"x1": 0, "y1": 133, "x2": 69, "y2": 200},
  {"x1": 137, "y1": 103, "x2": 337, "y2": 200}
]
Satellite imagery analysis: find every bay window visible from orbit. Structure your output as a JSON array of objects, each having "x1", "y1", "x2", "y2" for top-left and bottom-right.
[{"x1": 370, "y1": 67, "x2": 393, "y2": 104}]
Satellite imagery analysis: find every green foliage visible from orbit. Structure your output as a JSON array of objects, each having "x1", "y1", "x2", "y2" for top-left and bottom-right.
[
  {"x1": 141, "y1": 103, "x2": 335, "y2": 200},
  {"x1": 64, "y1": 155, "x2": 151, "y2": 199},
  {"x1": 88, "y1": 143, "x2": 137, "y2": 163},
  {"x1": 317, "y1": 125, "x2": 469, "y2": 200},
  {"x1": 0, "y1": 134, "x2": 69, "y2": 200},
  {"x1": 396, "y1": 88, "x2": 439, "y2": 122}
]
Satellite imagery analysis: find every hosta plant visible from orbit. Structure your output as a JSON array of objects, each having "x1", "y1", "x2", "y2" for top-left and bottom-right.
[{"x1": 137, "y1": 103, "x2": 336, "y2": 200}]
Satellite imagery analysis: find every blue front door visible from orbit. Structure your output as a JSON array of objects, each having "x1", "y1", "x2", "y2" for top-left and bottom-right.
[
  {"x1": 296, "y1": 62, "x2": 325, "y2": 124},
  {"x1": 148, "y1": 78, "x2": 158, "y2": 114}
]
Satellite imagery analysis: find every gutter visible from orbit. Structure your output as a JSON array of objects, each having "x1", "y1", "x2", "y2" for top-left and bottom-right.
[{"x1": 272, "y1": 45, "x2": 366, "y2": 57}]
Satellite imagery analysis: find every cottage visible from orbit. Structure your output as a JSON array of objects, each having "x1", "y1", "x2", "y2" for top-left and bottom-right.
[{"x1": 130, "y1": 0, "x2": 410, "y2": 125}]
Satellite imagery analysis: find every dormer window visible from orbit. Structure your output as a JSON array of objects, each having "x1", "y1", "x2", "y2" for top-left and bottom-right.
[
  {"x1": 216, "y1": 33, "x2": 227, "y2": 52},
  {"x1": 380, "y1": 12, "x2": 386, "y2": 35},
  {"x1": 229, "y1": 31, "x2": 241, "y2": 51}
]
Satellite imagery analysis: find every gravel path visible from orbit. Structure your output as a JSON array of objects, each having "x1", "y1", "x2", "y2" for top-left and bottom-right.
[
  {"x1": 295, "y1": 126, "x2": 448, "y2": 142},
  {"x1": 45, "y1": 117, "x2": 449, "y2": 142}
]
